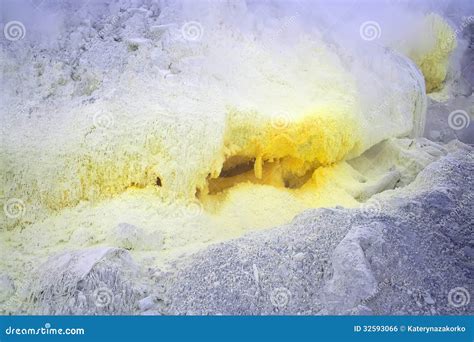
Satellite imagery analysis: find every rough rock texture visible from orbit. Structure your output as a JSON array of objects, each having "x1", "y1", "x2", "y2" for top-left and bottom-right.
[
  {"x1": 424, "y1": 96, "x2": 474, "y2": 144},
  {"x1": 0, "y1": 274, "x2": 15, "y2": 303},
  {"x1": 160, "y1": 143, "x2": 473, "y2": 315},
  {"x1": 1, "y1": 0, "x2": 473, "y2": 317},
  {"x1": 25, "y1": 247, "x2": 143, "y2": 315},
  {"x1": 4, "y1": 142, "x2": 471, "y2": 316}
]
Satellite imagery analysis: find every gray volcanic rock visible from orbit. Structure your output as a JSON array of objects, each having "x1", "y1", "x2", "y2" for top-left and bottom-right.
[
  {"x1": 27, "y1": 247, "x2": 142, "y2": 315},
  {"x1": 0, "y1": 274, "x2": 15, "y2": 303},
  {"x1": 162, "y1": 143, "x2": 473, "y2": 315},
  {"x1": 13, "y1": 142, "x2": 472, "y2": 316}
]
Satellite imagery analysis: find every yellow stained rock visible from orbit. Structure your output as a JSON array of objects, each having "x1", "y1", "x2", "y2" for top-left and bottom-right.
[{"x1": 406, "y1": 13, "x2": 457, "y2": 93}]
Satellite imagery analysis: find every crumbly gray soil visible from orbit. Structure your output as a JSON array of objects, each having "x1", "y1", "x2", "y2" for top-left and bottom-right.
[
  {"x1": 2, "y1": 141, "x2": 470, "y2": 315},
  {"x1": 161, "y1": 142, "x2": 473, "y2": 315},
  {"x1": 1, "y1": 0, "x2": 473, "y2": 316}
]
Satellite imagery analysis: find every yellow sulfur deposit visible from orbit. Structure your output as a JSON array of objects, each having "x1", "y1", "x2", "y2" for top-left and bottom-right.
[
  {"x1": 1, "y1": 27, "x2": 370, "y2": 231},
  {"x1": 405, "y1": 13, "x2": 457, "y2": 93},
  {"x1": 0, "y1": 8, "x2": 431, "y2": 286},
  {"x1": 1, "y1": 1, "x2": 467, "y2": 316},
  {"x1": 216, "y1": 105, "x2": 360, "y2": 187}
]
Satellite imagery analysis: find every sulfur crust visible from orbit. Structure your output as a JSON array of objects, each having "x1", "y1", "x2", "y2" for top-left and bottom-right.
[
  {"x1": 2, "y1": 29, "x2": 367, "y2": 232},
  {"x1": 1, "y1": 14, "x2": 423, "y2": 256},
  {"x1": 221, "y1": 105, "x2": 361, "y2": 181},
  {"x1": 0, "y1": 5, "x2": 450, "y2": 313},
  {"x1": 0, "y1": 13, "x2": 447, "y2": 230},
  {"x1": 407, "y1": 13, "x2": 457, "y2": 93}
]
